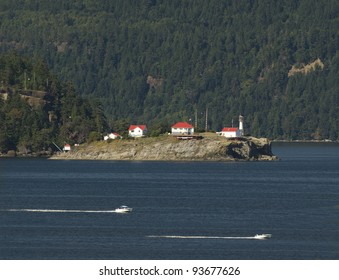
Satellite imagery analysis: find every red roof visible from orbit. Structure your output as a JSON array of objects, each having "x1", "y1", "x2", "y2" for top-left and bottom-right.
[
  {"x1": 128, "y1": 125, "x2": 147, "y2": 131},
  {"x1": 222, "y1": 127, "x2": 238, "y2": 132},
  {"x1": 171, "y1": 122, "x2": 193, "y2": 129}
]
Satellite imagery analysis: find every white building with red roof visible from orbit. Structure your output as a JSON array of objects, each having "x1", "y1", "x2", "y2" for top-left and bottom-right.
[
  {"x1": 171, "y1": 122, "x2": 194, "y2": 135},
  {"x1": 220, "y1": 127, "x2": 241, "y2": 138},
  {"x1": 220, "y1": 115, "x2": 244, "y2": 138},
  {"x1": 128, "y1": 125, "x2": 148, "y2": 137},
  {"x1": 63, "y1": 143, "x2": 71, "y2": 152},
  {"x1": 104, "y1": 132, "x2": 121, "y2": 140}
]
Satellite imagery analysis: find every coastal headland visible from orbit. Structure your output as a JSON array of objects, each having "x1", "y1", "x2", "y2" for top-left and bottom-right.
[{"x1": 50, "y1": 133, "x2": 278, "y2": 161}]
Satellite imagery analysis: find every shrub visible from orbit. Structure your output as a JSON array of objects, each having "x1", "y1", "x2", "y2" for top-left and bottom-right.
[{"x1": 87, "y1": 131, "x2": 102, "y2": 143}]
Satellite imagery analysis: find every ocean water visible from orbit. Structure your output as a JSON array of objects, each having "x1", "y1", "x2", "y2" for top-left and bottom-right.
[{"x1": 0, "y1": 142, "x2": 338, "y2": 260}]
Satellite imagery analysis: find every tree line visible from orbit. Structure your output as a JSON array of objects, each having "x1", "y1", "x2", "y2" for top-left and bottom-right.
[
  {"x1": 0, "y1": 0, "x2": 338, "y2": 140},
  {"x1": 0, "y1": 53, "x2": 107, "y2": 154}
]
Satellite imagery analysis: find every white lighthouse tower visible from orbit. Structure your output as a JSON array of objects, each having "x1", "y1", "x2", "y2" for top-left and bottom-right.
[{"x1": 239, "y1": 115, "x2": 244, "y2": 136}]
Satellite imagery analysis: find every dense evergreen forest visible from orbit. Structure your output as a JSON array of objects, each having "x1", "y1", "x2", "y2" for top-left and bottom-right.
[
  {"x1": 0, "y1": 0, "x2": 338, "y2": 142},
  {"x1": 0, "y1": 53, "x2": 107, "y2": 154}
]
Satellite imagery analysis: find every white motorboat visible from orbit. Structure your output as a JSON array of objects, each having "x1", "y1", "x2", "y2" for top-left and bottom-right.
[
  {"x1": 254, "y1": 234, "x2": 272, "y2": 240},
  {"x1": 115, "y1": 205, "x2": 133, "y2": 213}
]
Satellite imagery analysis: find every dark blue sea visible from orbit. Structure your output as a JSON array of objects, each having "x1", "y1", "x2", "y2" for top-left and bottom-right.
[{"x1": 0, "y1": 142, "x2": 338, "y2": 260}]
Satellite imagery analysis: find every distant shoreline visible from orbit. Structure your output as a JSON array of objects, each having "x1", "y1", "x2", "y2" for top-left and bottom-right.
[
  {"x1": 1, "y1": 137, "x2": 337, "y2": 159},
  {"x1": 272, "y1": 139, "x2": 337, "y2": 143}
]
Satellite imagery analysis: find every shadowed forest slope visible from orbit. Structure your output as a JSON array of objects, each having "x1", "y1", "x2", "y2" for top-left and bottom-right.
[{"x1": 0, "y1": 0, "x2": 338, "y2": 140}]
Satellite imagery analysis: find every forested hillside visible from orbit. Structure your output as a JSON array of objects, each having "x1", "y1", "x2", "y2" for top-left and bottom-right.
[
  {"x1": 0, "y1": 53, "x2": 107, "y2": 154},
  {"x1": 0, "y1": 0, "x2": 338, "y2": 140}
]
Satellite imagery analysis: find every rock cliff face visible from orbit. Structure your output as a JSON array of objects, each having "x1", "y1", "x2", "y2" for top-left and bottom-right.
[{"x1": 50, "y1": 135, "x2": 278, "y2": 161}]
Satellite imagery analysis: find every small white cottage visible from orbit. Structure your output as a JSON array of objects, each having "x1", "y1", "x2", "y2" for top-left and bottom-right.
[
  {"x1": 219, "y1": 115, "x2": 245, "y2": 138},
  {"x1": 171, "y1": 122, "x2": 194, "y2": 135},
  {"x1": 63, "y1": 143, "x2": 71, "y2": 152},
  {"x1": 220, "y1": 127, "x2": 241, "y2": 138},
  {"x1": 128, "y1": 125, "x2": 147, "y2": 137},
  {"x1": 104, "y1": 132, "x2": 121, "y2": 140}
]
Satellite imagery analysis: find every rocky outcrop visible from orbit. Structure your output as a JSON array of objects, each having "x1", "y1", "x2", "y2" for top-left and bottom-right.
[
  {"x1": 288, "y1": 58, "x2": 324, "y2": 77},
  {"x1": 224, "y1": 137, "x2": 277, "y2": 160},
  {"x1": 50, "y1": 135, "x2": 278, "y2": 161}
]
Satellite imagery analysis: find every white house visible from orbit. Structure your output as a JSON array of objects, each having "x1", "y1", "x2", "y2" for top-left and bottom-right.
[
  {"x1": 63, "y1": 143, "x2": 71, "y2": 152},
  {"x1": 220, "y1": 127, "x2": 241, "y2": 138},
  {"x1": 220, "y1": 115, "x2": 245, "y2": 138},
  {"x1": 171, "y1": 122, "x2": 194, "y2": 135},
  {"x1": 128, "y1": 125, "x2": 147, "y2": 137},
  {"x1": 104, "y1": 132, "x2": 121, "y2": 141}
]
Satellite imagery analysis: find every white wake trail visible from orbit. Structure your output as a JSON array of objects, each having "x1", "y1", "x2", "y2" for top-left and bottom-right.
[{"x1": 148, "y1": 234, "x2": 271, "y2": 240}]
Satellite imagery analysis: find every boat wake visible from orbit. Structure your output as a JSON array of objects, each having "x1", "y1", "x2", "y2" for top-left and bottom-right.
[
  {"x1": 148, "y1": 234, "x2": 272, "y2": 240},
  {"x1": 4, "y1": 205, "x2": 133, "y2": 214},
  {"x1": 5, "y1": 208, "x2": 117, "y2": 213}
]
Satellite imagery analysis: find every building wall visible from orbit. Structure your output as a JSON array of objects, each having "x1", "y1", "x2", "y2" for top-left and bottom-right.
[
  {"x1": 129, "y1": 128, "x2": 147, "y2": 137},
  {"x1": 221, "y1": 130, "x2": 240, "y2": 138},
  {"x1": 171, "y1": 127, "x2": 194, "y2": 135}
]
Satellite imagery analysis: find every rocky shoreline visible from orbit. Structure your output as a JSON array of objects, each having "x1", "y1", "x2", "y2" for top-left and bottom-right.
[{"x1": 49, "y1": 135, "x2": 278, "y2": 161}]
